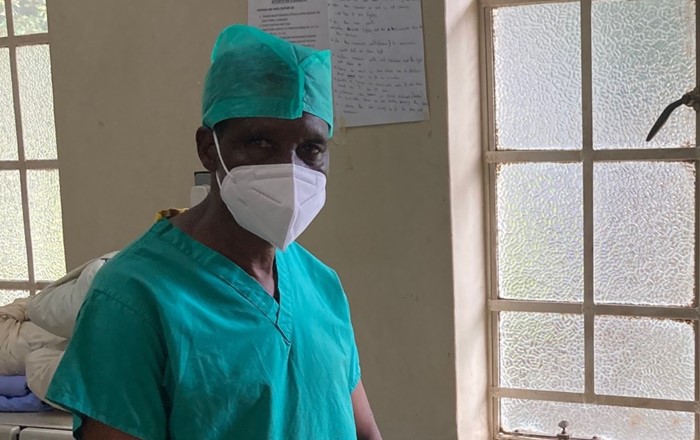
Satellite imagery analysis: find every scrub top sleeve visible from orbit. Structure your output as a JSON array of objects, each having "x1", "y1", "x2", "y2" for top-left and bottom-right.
[
  {"x1": 344, "y1": 294, "x2": 361, "y2": 393},
  {"x1": 334, "y1": 273, "x2": 361, "y2": 393},
  {"x1": 47, "y1": 290, "x2": 167, "y2": 440},
  {"x1": 349, "y1": 334, "x2": 362, "y2": 393}
]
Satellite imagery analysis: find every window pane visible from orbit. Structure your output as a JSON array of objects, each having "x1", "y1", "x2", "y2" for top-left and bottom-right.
[
  {"x1": 27, "y1": 169, "x2": 65, "y2": 281},
  {"x1": 594, "y1": 162, "x2": 695, "y2": 306},
  {"x1": 0, "y1": 0, "x2": 7, "y2": 38},
  {"x1": 497, "y1": 163, "x2": 583, "y2": 302},
  {"x1": 0, "y1": 47, "x2": 18, "y2": 161},
  {"x1": 592, "y1": 0, "x2": 696, "y2": 149},
  {"x1": 595, "y1": 316, "x2": 694, "y2": 401},
  {"x1": 0, "y1": 290, "x2": 29, "y2": 307},
  {"x1": 12, "y1": 0, "x2": 47, "y2": 36},
  {"x1": 492, "y1": 3, "x2": 581, "y2": 150},
  {"x1": 500, "y1": 312, "x2": 584, "y2": 392},
  {"x1": 17, "y1": 44, "x2": 57, "y2": 160},
  {"x1": 501, "y1": 398, "x2": 693, "y2": 440},
  {"x1": 0, "y1": 170, "x2": 28, "y2": 280}
]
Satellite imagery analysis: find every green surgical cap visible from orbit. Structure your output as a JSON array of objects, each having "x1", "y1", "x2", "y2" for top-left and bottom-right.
[{"x1": 202, "y1": 25, "x2": 334, "y2": 136}]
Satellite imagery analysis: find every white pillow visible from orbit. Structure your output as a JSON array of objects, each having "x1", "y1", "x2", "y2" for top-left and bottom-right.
[{"x1": 28, "y1": 252, "x2": 117, "y2": 339}]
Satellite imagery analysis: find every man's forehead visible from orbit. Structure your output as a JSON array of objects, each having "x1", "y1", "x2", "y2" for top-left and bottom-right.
[{"x1": 223, "y1": 114, "x2": 329, "y2": 139}]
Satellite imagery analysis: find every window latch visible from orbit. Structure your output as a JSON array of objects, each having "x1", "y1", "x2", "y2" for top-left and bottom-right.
[
  {"x1": 555, "y1": 421, "x2": 602, "y2": 440},
  {"x1": 646, "y1": 86, "x2": 700, "y2": 142},
  {"x1": 556, "y1": 421, "x2": 570, "y2": 440},
  {"x1": 503, "y1": 422, "x2": 602, "y2": 440}
]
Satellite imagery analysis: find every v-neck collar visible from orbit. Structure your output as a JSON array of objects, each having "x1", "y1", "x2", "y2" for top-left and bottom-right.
[{"x1": 153, "y1": 220, "x2": 294, "y2": 343}]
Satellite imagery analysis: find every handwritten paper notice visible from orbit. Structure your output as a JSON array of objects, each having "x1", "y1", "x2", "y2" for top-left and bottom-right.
[
  {"x1": 248, "y1": 0, "x2": 429, "y2": 127},
  {"x1": 248, "y1": 0, "x2": 330, "y2": 50},
  {"x1": 329, "y1": 0, "x2": 428, "y2": 127}
]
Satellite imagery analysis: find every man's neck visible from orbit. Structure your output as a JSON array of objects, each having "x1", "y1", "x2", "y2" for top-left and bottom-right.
[{"x1": 170, "y1": 197, "x2": 277, "y2": 296}]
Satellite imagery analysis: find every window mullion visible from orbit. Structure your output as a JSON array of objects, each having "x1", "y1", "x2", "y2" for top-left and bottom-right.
[
  {"x1": 581, "y1": 0, "x2": 595, "y2": 405},
  {"x1": 481, "y1": 0, "x2": 579, "y2": 8},
  {"x1": 694, "y1": 1, "x2": 700, "y2": 439},
  {"x1": 486, "y1": 148, "x2": 700, "y2": 164},
  {"x1": 481, "y1": 4, "x2": 503, "y2": 437},
  {"x1": 0, "y1": 159, "x2": 60, "y2": 169},
  {"x1": 0, "y1": 33, "x2": 50, "y2": 49},
  {"x1": 495, "y1": 387, "x2": 699, "y2": 413}
]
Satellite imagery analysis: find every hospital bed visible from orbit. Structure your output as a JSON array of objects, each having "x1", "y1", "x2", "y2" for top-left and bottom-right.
[
  {"x1": 0, "y1": 411, "x2": 72, "y2": 439},
  {"x1": 0, "y1": 175, "x2": 210, "y2": 439}
]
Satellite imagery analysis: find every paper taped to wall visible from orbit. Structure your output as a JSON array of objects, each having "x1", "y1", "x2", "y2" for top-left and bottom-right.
[
  {"x1": 248, "y1": 0, "x2": 429, "y2": 128},
  {"x1": 328, "y1": 0, "x2": 429, "y2": 127},
  {"x1": 247, "y1": 0, "x2": 331, "y2": 50}
]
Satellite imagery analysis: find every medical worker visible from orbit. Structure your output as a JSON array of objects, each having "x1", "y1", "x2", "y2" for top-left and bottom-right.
[{"x1": 47, "y1": 25, "x2": 382, "y2": 440}]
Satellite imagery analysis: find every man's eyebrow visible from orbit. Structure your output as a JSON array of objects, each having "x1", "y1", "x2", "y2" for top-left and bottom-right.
[{"x1": 305, "y1": 135, "x2": 328, "y2": 144}]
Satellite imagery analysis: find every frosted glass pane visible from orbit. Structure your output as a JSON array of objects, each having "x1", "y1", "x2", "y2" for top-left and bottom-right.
[
  {"x1": 0, "y1": 290, "x2": 29, "y2": 307},
  {"x1": 594, "y1": 162, "x2": 695, "y2": 306},
  {"x1": 0, "y1": 1, "x2": 7, "y2": 37},
  {"x1": 0, "y1": 171, "x2": 28, "y2": 280},
  {"x1": 0, "y1": 48, "x2": 18, "y2": 160},
  {"x1": 27, "y1": 170, "x2": 65, "y2": 281},
  {"x1": 497, "y1": 163, "x2": 583, "y2": 302},
  {"x1": 492, "y1": 3, "x2": 581, "y2": 150},
  {"x1": 592, "y1": 0, "x2": 696, "y2": 149},
  {"x1": 502, "y1": 399, "x2": 693, "y2": 440},
  {"x1": 500, "y1": 313, "x2": 583, "y2": 392},
  {"x1": 595, "y1": 316, "x2": 694, "y2": 400},
  {"x1": 17, "y1": 44, "x2": 56, "y2": 160},
  {"x1": 12, "y1": 0, "x2": 47, "y2": 35}
]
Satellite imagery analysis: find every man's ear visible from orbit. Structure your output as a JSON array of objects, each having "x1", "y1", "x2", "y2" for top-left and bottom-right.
[{"x1": 196, "y1": 126, "x2": 218, "y2": 172}]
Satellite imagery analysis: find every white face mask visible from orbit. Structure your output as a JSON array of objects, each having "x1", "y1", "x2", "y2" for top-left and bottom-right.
[{"x1": 213, "y1": 131, "x2": 327, "y2": 250}]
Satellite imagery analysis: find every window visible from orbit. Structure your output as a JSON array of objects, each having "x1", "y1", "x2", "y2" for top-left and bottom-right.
[
  {"x1": 483, "y1": 0, "x2": 698, "y2": 439},
  {"x1": 0, "y1": 0, "x2": 65, "y2": 306}
]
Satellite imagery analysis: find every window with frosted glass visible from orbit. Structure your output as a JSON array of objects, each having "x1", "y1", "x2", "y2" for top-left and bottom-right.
[
  {"x1": 0, "y1": 48, "x2": 18, "y2": 161},
  {"x1": 0, "y1": 1, "x2": 7, "y2": 38},
  {"x1": 594, "y1": 162, "x2": 695, "y2": 306},
  {"x1": 502, "y1": 399, "x2": 694, "y2": 440},
  {"x1": 492, "y1": 3, "x2": 582, "y2": 151},
  {"x1": 0, "y1": 0, "x2": 64, "y2": 305},
  {"x1": 486, "y1": 0, "x2": 698, "y2": 438},
  {"x1": 496, "y1": 163, "x2": 583, "y2": 302},
  {"x1": 11, "y1": 0, "x2": 47, "y2": 36},
  {"x1": 592, "y1": 0, "x2": 696, "y2": 149}
]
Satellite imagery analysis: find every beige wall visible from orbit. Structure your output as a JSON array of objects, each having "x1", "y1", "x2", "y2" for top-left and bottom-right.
[
  {"x1": 48, "y1": 0, "x2": 487, "y2": 438},
  {"x1": 446, "y1": 0, "x2": 489, "y2": 437}
]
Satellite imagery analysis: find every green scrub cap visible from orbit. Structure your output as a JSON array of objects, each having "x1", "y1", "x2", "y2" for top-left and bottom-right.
[{"x1": 202, "y1": 25, "x2": 334, "y2": 136}]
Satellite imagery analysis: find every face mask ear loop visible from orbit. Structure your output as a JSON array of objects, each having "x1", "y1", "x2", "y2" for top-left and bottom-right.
[{"x1": 213, "y1": 130, "x2": 230, "y2": 188}]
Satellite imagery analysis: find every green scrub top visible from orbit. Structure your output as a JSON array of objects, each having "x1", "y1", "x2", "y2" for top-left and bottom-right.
[{"x1": 47, "y1": 220, "x2": 361, "y2": 440}]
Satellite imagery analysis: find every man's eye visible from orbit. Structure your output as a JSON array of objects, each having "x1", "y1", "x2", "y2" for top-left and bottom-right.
[
  {"x1": 246, "y1": 138, "x2": 273, "y2": 148},
  {"x1": 299, "y1": 144, "x2": 324, "y2": 156}
]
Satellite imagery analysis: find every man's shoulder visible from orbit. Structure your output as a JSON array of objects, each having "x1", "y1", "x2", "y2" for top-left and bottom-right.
[
  {"x1": 283, "y1": 243, "x2": 348, "y2": 302},
  {"x1": 284, "y1": 243, "x2": 339, "y2": 278},
  {"x1": 89, "y1": 222, "x2": 177, "y2": 301}
]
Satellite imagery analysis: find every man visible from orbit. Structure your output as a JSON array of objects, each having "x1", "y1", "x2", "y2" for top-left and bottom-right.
[{"x1": 47, "y1": 24, "x2": 382, "y2": 440}]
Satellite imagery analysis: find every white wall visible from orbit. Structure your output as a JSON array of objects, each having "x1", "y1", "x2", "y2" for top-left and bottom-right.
[{"x1": 47, "y1": 0, "x2": 488, "y2": 438}]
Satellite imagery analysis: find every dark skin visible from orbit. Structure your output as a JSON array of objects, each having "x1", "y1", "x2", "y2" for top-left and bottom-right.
[
  {"x1": 82, "y1": 113, "x2": 382, "y2": 440},
  {"x1": 173, "y1": 113, "x2": 332, "y2": 296}
]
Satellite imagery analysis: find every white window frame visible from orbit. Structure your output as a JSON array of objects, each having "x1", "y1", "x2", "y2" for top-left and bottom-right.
[
  {"x1": 0, "y1": 0, "x2": 57, "y2": 296},
  {"x1": 480, "y1": 0, "x2": 700, "y2": 438}
]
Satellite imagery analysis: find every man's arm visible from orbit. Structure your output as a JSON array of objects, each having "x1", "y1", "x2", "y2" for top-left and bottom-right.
[
  {"x1": 81, "y1": 419, "x2": 140, "y2": 440},
  {"x1": 352, "y1": 380, "x2": 382, "y2": 440}
]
